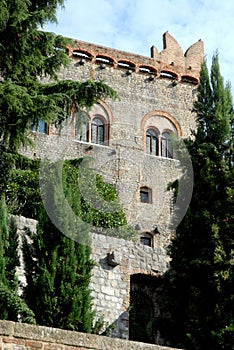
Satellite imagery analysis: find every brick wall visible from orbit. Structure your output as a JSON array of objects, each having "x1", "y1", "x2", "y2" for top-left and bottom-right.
[
  {"x1": 0, "y1": 320, "x2": 182, "y2": 350},
  {"x1": 68, "y1": 31, "x2": 203, "y2": 81}
]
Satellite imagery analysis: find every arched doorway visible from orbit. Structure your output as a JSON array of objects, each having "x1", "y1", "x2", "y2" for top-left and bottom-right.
[{"x1": 129, "y1": 274, "x2": 161, "y2": 344}]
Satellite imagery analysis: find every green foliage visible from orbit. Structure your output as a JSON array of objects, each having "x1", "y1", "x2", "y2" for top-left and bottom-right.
[
  {"x1": 0, "y1": 0, "x2": 118, "y2": 328},
  {"x1": 0, "y1": 0, "x2": 67, "y2": 85},
  {"x1": 65, "y1": 160, "x2": 137, "y2": 240},
  {"x1": 0, "y1": 147, "x2": 15, "y2": 195},
  {"x1": 7, "y1": 156, "x2": 135, "y2": 238},
  {"x1": 0, "y1": 195, "x2": 36, "y2": 323},
  {"x1": 63, "y1": 159, "x2": 136, "y2": 240},
  {"x1": 6, "y1": 168, "x2": 40, "y2": 218},
  {"x1": 0, "y1": 196, "x2": 8, "y2": 285},
  {"x1": 21, "y1": 157, "x2": 134, "y2": 331},
  {"x1": 0, "y1": 0, "x2": 117, "y2": 188},
  {"x1": 91, "y1": 174, "x2": 127, "y2": 227},
  {"x1": 6, "y1": 155, "x2": 40, "y2": 218},
  {"x1": 0, "y1": 284, "x2": 36, "y2": 324},
  {"x1": 156, "y1": 54, "x2": 234, "y2": 349},
  {"x1": 23, "y1": 189, "x2": 95, "y2": 332},
  {"x1": 91, "y1": 315, "x2": 116, "y2": 336},
  {"x1": 40, "y1": 80, "x2": 118, "y2": 126}
]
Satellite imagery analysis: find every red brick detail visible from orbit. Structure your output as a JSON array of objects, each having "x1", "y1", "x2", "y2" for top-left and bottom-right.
[
  {"x1": 44, "y1": 344, "x2": 64, "y2": 350},
  {"x1": 25, "y1": 340, "x2": 43, "y2": 348},
  {"x1": 68, "y1": 32, "x2": 204, "y2": 81},
  {"x1": 3, "y1": 337, "x2": 25, "y2": 345}
]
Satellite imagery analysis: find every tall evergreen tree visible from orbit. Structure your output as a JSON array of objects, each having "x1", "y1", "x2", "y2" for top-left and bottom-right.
[
  {"x1": 0, "y1": 0, "x2": 117, "y2": 182},
  {"x1": 23, "y1": 161, "x2": 95, "y2": 332},
  {"x1": 156, "y1": 54, "x2": 234, "y2": 349},
  {"x1": 0, "y1": 0, "x2": 117, "y2": 323},
  {"x1": 23, "y1": 209, "x2": 95, "y2": 332},
  {"x1": 22, "y1": 159, "x2": 133, "y2": 331}
]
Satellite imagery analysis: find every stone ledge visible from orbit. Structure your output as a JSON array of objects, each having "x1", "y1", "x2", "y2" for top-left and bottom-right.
[{"x1": 0, "y1": 320, "x2": 182, "y2": 350}]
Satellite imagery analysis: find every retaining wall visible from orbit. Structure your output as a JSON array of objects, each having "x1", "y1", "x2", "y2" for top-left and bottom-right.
[{"x1": 0, "y1": 320, "x2": 182, "y2": 350}]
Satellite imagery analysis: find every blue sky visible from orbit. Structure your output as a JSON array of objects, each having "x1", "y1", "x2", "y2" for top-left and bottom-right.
[{"x1": 44, "y1": 0, "x2": 234, "y2": 94}]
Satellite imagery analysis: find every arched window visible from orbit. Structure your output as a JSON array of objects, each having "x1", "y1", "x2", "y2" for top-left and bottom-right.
[
  {"x1": 74, "y1": 102, "x2": 111, "y2": 146},
  {"x1": 140, "y1": 186, "x2": 152, "y2": 204},
  {"x1": 91, "y1": 117, "x2": 105, "y2": 144},
  {"x1": 146, "y1": 129, "x2": 159, "y2": 155},
  {"x1": 142, "y1": 111, "x2": 180, "y2": 159},
  {"x1": 161, "y1": 132, "x2": 173, "y2": 158},
  {"x1": 140, "y1": 232, "x2": 152, "y2": 247}
]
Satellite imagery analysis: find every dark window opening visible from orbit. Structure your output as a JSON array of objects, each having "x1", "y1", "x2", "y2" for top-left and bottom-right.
[
  {"x1": 130, "y1": 274, "x2": 160, "y2": 344},
  {"x1": 140, "y1": 233, "x2": 152, "y2": 247},
  {"x1": 140, "y1": 187, "x2": 152, "y2": 203},
  {"x1": 181, "y1": 75, "x2": 198, "y2": 84}
]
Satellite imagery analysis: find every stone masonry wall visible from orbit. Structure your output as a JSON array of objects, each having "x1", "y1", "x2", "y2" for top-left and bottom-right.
[
  {"x1": 23, "y1": 32, "x2": 199, "y2": 235},
  {"x1": 90, "y1": 232, "x2": 169, "y2": 339},
  {"x1": 13, "y1": 216, "x2": 168, "y2": 340},
  {"x1": 18, "y1": 33, "x2": 204, "y2": 341},
  {"x1": 0, "y1": 320, "x2": 183, "y2": 350}
]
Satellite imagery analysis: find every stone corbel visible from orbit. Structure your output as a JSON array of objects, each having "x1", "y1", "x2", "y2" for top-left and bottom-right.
[{"x1": 107, "y1": 251, "x2": 120, "y2": 267}]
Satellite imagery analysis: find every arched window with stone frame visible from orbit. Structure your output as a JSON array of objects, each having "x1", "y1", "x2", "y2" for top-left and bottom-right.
[
  {"x1": 140, "y1": 232, "x2": 153, "y2": 247},
  {"x1": 74, "y1": 102, "x2": 111, "y2": 145},
  {"x1": 141, "y1": 110, "x2": 181, "y2": 159}
]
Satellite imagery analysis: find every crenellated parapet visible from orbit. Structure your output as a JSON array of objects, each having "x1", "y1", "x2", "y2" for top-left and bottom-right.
[{"x1": 67, "y1": 32, "x2": 204, "y2": 84}]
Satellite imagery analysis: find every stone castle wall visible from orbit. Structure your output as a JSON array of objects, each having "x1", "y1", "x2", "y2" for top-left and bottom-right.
[
  {"x1": 19, "y1": 33, "x2": 204, "y2": 342},
  {"x1": 68, "y1": 31, "x2": 203, "y2": 81},
  {"x1": 23, "y1": 32, "x2": 202, "y2": 235},
  {"x1": 13, "y1": 214, "x2": 169, "y2": 340}
]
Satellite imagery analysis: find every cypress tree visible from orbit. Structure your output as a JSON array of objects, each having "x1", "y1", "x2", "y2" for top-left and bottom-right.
[
  {"x1": 23, "y1": 161, "x2": 95, "y2": 332},
  {"x1": 156, "y1": 54, "x2": 234, "y2": 349},
  {"x1": 22, "y1": 158, "x2": 132, "y2": 331}
]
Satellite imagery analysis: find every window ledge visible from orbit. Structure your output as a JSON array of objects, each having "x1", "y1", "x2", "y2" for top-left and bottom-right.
[
  {"x1": 73, "y1": 139, "x2": 112, "y2": 149},
  {"x1": 145, "y1": 153, "x2": 179, "y2": 162}
]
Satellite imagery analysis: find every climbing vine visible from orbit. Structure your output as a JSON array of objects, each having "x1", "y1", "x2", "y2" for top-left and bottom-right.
[{"x1": 6, "y1": 155, "x2": 136, "y2": 240}]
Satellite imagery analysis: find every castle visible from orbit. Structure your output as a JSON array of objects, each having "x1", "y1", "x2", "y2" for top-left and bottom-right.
[{"x1": 19, "y1": 32, "x2": 204, "y2": 344}]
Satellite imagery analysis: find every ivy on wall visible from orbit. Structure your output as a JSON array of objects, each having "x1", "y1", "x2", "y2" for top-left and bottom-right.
[{"x1": 6, "y1": 155, "x2": 136, "y2": 239}]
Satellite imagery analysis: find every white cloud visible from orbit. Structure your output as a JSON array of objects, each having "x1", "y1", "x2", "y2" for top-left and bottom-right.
[{"x1": 45, "y1": 0, "x2": 234, "y2": 92}]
